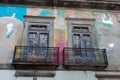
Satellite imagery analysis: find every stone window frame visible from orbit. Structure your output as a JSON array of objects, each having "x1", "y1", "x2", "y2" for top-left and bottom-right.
[
  {"x1": 72, "y1": 24, "x2": 93, "y2": 48},
  {"x1": 23, "y1": 16, "x2": 55, "y2": 47},
  {"x1": 66, "y1": 18, "x2": 97, "y2": 48}
]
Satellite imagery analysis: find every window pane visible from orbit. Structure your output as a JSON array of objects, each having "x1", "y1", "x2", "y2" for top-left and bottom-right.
[
  {"x1": 73, "y1": 34, "x2": 81, "y2": 48},
  {"x1": 27, "y1": 32, "x2": 38, "y2": 46},
  {"x1": 82, "y1": 34, "x2": 92, "y2": 48},
  {"x1": 39, "y1": 33, "x2": 48, "y2": 47}
]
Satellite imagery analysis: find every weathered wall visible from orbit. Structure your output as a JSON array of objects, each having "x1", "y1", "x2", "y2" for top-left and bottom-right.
[
  {"x1": 0, "y1": 5, "x2": 120, "y2": 70},
  {"x1": 0, "y1": 6, "x2": 26, "y2": 63},
  {"x1": 0, "y1": 70, "x2": 97, "y2": 80}
]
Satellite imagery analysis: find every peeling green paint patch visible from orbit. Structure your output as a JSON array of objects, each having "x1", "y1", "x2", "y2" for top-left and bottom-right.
[
  {"x1": 97, "y1": 22, "x2": 112, "y2": 28},
  {"x1": 39, "y1": 10, "x2": 52, "y2": 16},
  {"x1": 6, "y1": 30, "x2": 14, "y2": 38},
  {"x1": 102, "y1": 23, "x2": 112, "y2": 28},
  {"x1": 58, "y1": 8, "x2": 65, "y2": 19}
]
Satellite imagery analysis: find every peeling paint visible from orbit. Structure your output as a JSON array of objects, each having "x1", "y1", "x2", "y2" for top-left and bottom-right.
[
  {"x1": 102, "y1": 13, "x2": 113, "y2": 26},
  {"x1": 0, "y1": 5, "x2": 120, "y2": 69},
  {"x1": 0, "y1": 6, "x2": 26, "y2": 22},
  {"x1": 39, "y1": 10, "x2": 52, "y2": 16},
  {"x1": 58, "y1": 8, "x2": 66, "y2": 19}
]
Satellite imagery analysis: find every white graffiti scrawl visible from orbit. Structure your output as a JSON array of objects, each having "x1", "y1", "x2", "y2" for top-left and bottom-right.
[
  {"x1": 102, "y1": 13, "x2": 113, "y2": 25},
  {"x1": 6, "y1": 23, "x2": 14, "y2": 38}
]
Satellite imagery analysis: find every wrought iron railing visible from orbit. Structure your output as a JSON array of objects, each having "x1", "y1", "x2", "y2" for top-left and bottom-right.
[
  {"x1": 63, "y1": 48, "x2": 108, "y2": 67},
  {"x1": 13, "y1": 46, "x2": 59, "y2": 65}
]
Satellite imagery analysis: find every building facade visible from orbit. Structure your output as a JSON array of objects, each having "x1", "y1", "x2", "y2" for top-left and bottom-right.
[{"x1": 0, "y1": 0, "x2": 120, "y2": 80}]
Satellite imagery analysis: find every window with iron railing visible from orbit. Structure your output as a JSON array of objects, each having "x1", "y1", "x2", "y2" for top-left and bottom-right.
[
  {"x1": 27, "y1": 24, "x2": 49, "y2": 47},
  {"x1": 12, "y1": 16, "x2": 59, "y2": 69},
  {"x1": 25, "y1": 23, "x2": 49, "y2": 62},
  {"x1": 64, "y1": 18, "x2": 108, "y2": 69},
  {"x1": 72, "y1": 25, "x2": 95, "y2": 63}
]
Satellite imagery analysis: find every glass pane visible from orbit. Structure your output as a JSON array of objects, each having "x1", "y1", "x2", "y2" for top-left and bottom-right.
[
  {"x1": 82, "y1": 34, "x2": 92, "y2": 48},
  {"x1": 73, "y1": 34, "x2": 81, "y2": 48},
  {"x1": 39, "y1": 33, "x2": 48, "y2": 47},
  {"x1": 27, "y1": 32, "x2": 37, "y2": 46},
  {"x1": 82, "y1": 34, "x2": 94, "y2": 61}
]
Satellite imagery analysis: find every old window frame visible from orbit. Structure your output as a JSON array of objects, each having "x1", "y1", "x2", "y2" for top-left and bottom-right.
[
  {"x1": 65, "y1": 18, "x2": 98, "y2": 63},
  {"x1": 72, "y1": 24, "x2": 93, "y2": 48},
  {"x1": 27, "y1": 23, "x2": 49, "y2": 47},
  {"x1": 66, "y1": 18, "x2": 97, "y2": 48},
  {"x1": 23, "y1": 16, "x2": 55, "y2": 47}
]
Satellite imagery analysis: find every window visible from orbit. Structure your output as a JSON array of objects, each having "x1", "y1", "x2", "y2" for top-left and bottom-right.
[
  {"x1": 72, "y1": 25, "x2": 92, "y2": 48},
  {"x1": 27, "y1": 24, "x2": 49, "y2": 47},
  {"x1": 66, "y1": 18, "x2": 97, "y2": 48},
  {"x1": 22, "y1": 16, "x2": 55, "y2": 62},
  {"x1": 66, "y1": 18, "x2": 97, "y2": 63},
  {"x1": 24, "y1": 16, "x2": 55, "y2": 47}
]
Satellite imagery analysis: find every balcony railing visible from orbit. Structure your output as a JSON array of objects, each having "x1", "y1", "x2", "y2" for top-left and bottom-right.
[
  {"x1": 12, "y1": 46, "x2": 59, "y2": 69},
  {"x1": 63, "y1": 47, "x2": 108, "y2": 70}
]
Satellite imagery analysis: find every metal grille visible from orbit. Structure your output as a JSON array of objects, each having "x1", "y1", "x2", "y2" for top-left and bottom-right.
[
  {"x1": 63, "y1": 48, "x2": 108, "y2": 66},
  {"x1": 13, "y1": 46, "x2": 59, "y2": 65}
]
